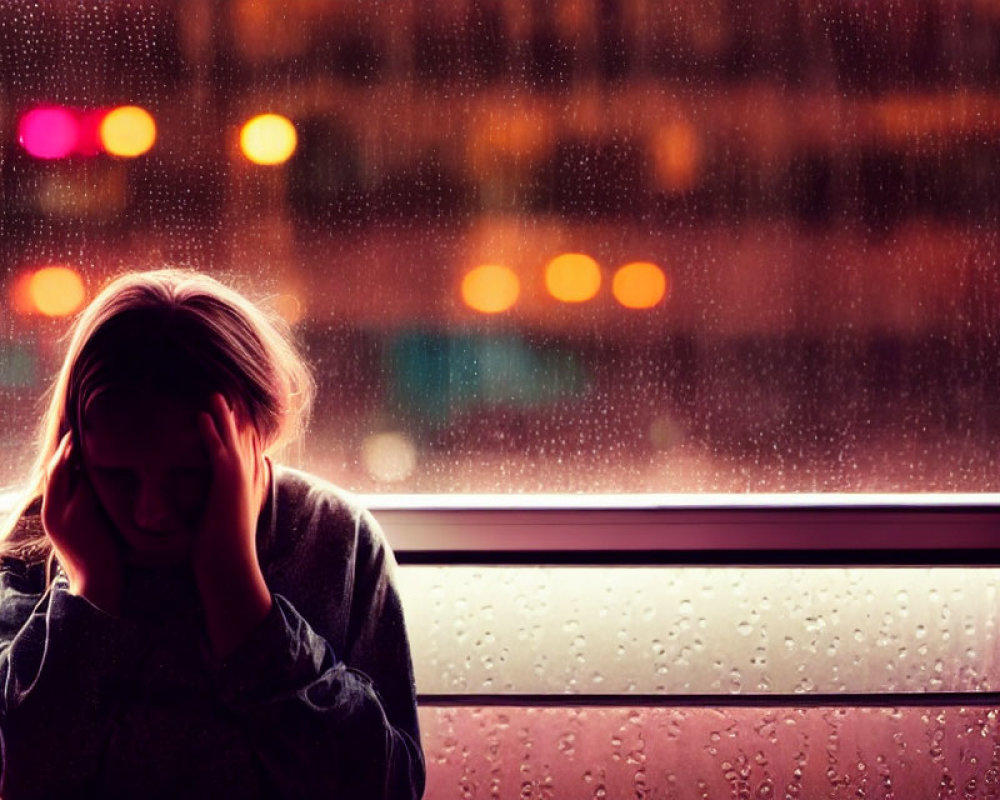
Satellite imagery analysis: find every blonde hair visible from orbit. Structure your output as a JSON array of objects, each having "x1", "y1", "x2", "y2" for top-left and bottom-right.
[{"x1": 0, "y1": 268, "x2": 315, "y2": 563}]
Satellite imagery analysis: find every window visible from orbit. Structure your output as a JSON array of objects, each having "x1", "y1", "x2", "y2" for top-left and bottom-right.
[{"x1": 2, "y1": 3, "x2": 999, "y2": 797}]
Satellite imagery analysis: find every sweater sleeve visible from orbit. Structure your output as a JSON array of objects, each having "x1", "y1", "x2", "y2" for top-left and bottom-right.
[
  {"x1": 211, "y1": 509, "x2": 425, "y2": 800},
  {"x1": 0, "y1": 562, "x2": 143, "y2": 797}
]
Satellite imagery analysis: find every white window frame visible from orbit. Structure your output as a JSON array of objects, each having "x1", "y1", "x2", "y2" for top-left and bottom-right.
[{"x1": 367, "y1": 493, "x2": 1000, "y2": 565}]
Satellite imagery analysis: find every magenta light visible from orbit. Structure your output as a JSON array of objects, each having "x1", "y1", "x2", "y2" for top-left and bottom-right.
[
  {"x1": 75, "y1": 109, "x2": 108, "y2": 157},
  {"x1": 18, "y1": 107, "x2": 79, "y2": 159}
]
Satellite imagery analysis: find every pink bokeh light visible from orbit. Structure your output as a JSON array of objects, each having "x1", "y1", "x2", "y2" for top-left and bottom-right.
[{"x1": 17, "y1": 107, "x2": 79, "y2": 159}]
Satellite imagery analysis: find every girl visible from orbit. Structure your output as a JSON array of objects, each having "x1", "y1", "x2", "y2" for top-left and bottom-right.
[{"x1": 0, "y1": 269, "x2": 424, "y2": 799}]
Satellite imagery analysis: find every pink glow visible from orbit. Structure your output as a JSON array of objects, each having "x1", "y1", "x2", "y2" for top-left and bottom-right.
[
  {"x1": 419, "y1": 705, "x2": 1000, "y2": 798},
  {"x1": 75, "y1": 109, "x2": 108, "y2": 157},
  {"x1": 18, "y1": 107, "x2": 79, "y2": 159}
]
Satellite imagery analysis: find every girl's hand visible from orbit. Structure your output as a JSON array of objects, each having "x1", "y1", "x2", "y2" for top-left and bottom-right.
[
  {"x1": 41, "y1": 432, "x2": 123, "y2": 614},
  {"x1": 193, "y1": 393, "x2": 272, "y2": 657}
]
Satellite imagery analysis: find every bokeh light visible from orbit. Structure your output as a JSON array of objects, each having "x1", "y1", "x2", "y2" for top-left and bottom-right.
[
  {"x1": 545, "y1": 253, "x2": 601, "y2": 303},
  {"x1": 240, "y1": 113, "x2": 298, "y2": 165},
  {"x1": 28, "y1": 266, "x2": 86, "y2": 317},
  {"x1": 99, "y1": 105, "x2": 156, "y2": 157},
  {"x1": 9, "y1": 272, "x2": 36, "y2": 315},
  {"x1": 362, "y1": 431, "x2": 418, "y2": 483},
  {"x1": 467, "y1": 108, "x2": 552, "y2": 178},
  {"x1": 274, "y1": 292, "x2": 304, "y2": 325},
  {"x1": 612, "y1": 262, "x2": 669, "y2": 309},
  {"x1": 461, "y1": 264, "x2": 520, "y2": 314},
  {"x1": 653, "y1": 122, "x2": 701, "y2": 193},
  {"x1": 18, "y1": 107, "x2": 79, "y2": 159}
]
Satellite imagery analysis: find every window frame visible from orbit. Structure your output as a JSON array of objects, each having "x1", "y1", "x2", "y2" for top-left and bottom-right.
[
  {"x1": 379, "y1": 495, "x2": 1000, "y2": 710},
  {"x1": 366, "y1": 494, "x2": 1000, "y2": 566}
]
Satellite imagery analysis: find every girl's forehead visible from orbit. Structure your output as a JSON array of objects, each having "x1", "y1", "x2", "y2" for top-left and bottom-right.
[
  {"x1": 84, "y1": 386, "x2": 203, "y2": 427},
  {"x1": 81, "y1": 388, "x2": 208, "y2": 465}
]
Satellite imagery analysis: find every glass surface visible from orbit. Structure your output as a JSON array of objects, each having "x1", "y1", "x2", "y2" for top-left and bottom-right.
[
  {"x1": 2, "y1": 2, "x2": 1000, "y2": 493},
  {"x1": 398, "y1": 566, "x2": 1000, "y2": 695},
  {"x1": 418, "y1": 705, "x2": 1000, "y2": 799}
]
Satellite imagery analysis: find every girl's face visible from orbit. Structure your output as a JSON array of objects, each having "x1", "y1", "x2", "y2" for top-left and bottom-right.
[{"x1": 81, "y1": 388, "x2": 212, "y2": 566}]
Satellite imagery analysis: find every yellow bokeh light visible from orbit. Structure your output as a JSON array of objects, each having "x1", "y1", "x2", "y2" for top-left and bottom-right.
[
  {"x1": 461, "y1": 264, "x2": 520, "y2": 314},
  {"x1": 545, "y1": 253, "x2": 601, "y2": 303},
  {"x1": 362, "y1": 431, "x2": 418, "y2": 484},
  {"x1": 99, "y1": 106, "x2": 156, "y2": 158},
  {"x1": 612, "y1": 262, "x2": 669, "y2": 309},
  {"x1": 240, "y1": 113, "x2": 297, "y2": 165},
  {"x1": 29, "y1": 266, "x2": 86, "y2": 317}
]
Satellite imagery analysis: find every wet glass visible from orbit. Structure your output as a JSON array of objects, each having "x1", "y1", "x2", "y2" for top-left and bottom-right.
[
  {"x1": 399, "y1": 566, "x2": 1000, "y2": 696},
  {"x1": 1, "y1": 1, "x2": 998, "y2": 494},
  {"x1": 418, "y1": 704, "x2": 1000, "y2": 798}
]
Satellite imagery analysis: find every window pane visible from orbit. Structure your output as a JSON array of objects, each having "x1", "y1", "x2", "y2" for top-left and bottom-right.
[
  {"x1": 418, "y1": 705, "x2": 1000, "y2": 798},
  {"x1": 400, "y1": 566, "x2": 1000, "y2": 695},
  {"x1": 2, "y1": 2, "x2": 999, "y2": 493}
]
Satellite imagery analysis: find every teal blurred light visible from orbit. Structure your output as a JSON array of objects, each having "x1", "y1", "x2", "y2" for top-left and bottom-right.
[{"x1": 386, "y1": 331, "x2": 587, "y2": 427}]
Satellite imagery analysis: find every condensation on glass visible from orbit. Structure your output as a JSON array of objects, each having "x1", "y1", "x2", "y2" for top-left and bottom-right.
[
  {"x1": 0, "y1": 1, "x2": 998, "y2": 493},
  {"x1": 399, "y1": 566, "x2": 1000, "y2": 695},
  {"x1": 418, "y1": 705, "x2": 1000, "y2": 799}
]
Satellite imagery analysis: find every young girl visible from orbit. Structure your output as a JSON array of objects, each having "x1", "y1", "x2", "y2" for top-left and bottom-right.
[{"x1": 0, "y1": 269, "x2": 424, "y2": 799}]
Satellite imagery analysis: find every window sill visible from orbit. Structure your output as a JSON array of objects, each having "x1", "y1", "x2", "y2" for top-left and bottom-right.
[{"x1": 362, "y1": 493, "x2": 1000, "y2": 565}]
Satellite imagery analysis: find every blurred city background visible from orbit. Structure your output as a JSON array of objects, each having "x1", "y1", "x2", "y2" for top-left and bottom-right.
[{"x1": 1, "y1": 0, "x2": 999, "y2": 493}]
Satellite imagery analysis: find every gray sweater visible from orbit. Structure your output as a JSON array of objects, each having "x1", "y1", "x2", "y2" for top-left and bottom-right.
[{"x1": 0, "y1": 465, "x2": 424, "y2": 799}]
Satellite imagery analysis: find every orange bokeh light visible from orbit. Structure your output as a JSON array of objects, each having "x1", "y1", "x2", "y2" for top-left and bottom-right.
[
  {"x1": 545, "y1": 253, "x2": 601, "y2": 303},
  {"x1": 10, "y1": 272, "x2": 36, "y2": 315},
  {"x1": 612, "y1": 262, "x2": 669, "y2": 309},
  {"x1": 653, "y1": 122, "x2": 701, "y2": 193},
  {"x1": 274, "y1": 292, "x2": 304, "y2": 325},
  {"x1": 461, "y1": 264, "x2": 520, "y2": 314},
  {"x1": 28, "y1": 266, "x2": 86, "y2": 317}
]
